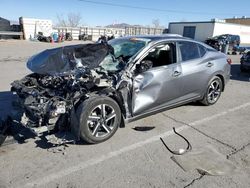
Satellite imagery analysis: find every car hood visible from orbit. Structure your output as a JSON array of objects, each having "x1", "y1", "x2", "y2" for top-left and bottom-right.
[{"x1": 27, "y1": 43, "x2": 114, "y2": 76}]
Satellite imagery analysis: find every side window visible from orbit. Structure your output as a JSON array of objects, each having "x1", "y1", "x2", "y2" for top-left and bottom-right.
[
  {"x1": 178, "y1": 41, "x2": 200, "y2": 62},
  {"x1": 134, "y1": 42, "x2": 177, "y2": 74},
  {"x1": 198, "y1": 44, "x2": 206, "y2": 57},
  {"x1": 142, "y1": 42, "x2": 177, "y2": 68}
]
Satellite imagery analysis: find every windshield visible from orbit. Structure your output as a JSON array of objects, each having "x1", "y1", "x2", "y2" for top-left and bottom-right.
[
  {"x1": 99, "y1": 54, "x2": 121, "y2": 72},
  {"x1": 109, "y1": 38, "x2": 149, "y2": 58},
  {"x1": 99, "y1": 38, "x2": 150, "y2": 72}
]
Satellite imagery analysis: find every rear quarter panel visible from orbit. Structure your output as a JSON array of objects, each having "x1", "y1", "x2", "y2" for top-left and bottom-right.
[{"x1": 204, "y1": 51, "x2": 230, "y2": 92}]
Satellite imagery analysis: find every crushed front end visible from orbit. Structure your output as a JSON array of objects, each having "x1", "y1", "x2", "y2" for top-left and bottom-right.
[
  {"x1": 11, "y1": 70, "x2": 112, "y2": 133},
  {"x1": 10, "y1": 43, "x2": 115, "y2": 135}
]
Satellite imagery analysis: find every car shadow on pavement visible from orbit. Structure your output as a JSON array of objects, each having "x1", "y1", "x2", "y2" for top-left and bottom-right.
[
  {"x1": 0, "y1": 91, "x2": 37, "y2": 145},
  {"x1": 230, "y1": 64, "x2": 250, "y2": 82},
  {"x1": 0, "y1": 91, "x2": 16, "y2": 119}
]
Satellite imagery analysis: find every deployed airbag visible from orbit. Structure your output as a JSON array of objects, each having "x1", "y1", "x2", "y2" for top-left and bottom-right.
[{"x1": 27, "y1": 43, "x2": 114, "y2": 75}]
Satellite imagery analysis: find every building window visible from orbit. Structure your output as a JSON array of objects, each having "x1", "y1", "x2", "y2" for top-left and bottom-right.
[{"x1": 183, "y1": 26, "x2": 196, "y2": 39}]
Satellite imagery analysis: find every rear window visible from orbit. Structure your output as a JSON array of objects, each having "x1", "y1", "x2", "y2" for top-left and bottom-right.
[
  {"x1": 178, "y1": 41, "x2": 200, "y2": 61},
  {"x1": 198, "y1": 44, "x2": 207, "y2": 57}
]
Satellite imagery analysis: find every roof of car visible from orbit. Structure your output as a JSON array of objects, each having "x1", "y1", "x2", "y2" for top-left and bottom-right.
[
  {"x1": 121, "y1": 34, "x2": 186, "y2": 41},
  {"x1": 113, "y1": 34, "x2": 216, "y2": 50}
]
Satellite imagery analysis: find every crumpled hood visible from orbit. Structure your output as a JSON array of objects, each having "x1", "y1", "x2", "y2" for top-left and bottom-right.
[{"x1": 27, "y1": 43, "x2": 114, "y2": 76}]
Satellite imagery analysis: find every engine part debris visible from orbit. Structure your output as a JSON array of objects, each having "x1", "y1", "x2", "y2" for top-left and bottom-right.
[
  {"x1": 45, "y1": 133, "x2": 76, "y2": 155},
  {"x1": 132, "y1": 126, "x2": 155, "y2": 131},
  {"x1": 45, "y1": 133, "x2": 76, "y2": 146},
  {"x1": 30, "y1": 126, "x2": 49, "y2": 136},
  {"x1": 160, "y1": 127, "x2": 192, "y2": 155},
  {"x1": 47, "y1": 145, "x2": 68, "y2": 155},
  {"x1": 171, "y1": 145, "x2": 238, "y2": 176}
]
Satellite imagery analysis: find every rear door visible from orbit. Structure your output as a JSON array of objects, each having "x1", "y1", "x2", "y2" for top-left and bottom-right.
[{"x1": 177, "y1": 41, "x2": 209, "y2": 99}]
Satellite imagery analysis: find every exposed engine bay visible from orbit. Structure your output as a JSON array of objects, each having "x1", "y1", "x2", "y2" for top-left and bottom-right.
[
  {"x1": 10, "y1": 43, "x2": 132, "y2": 136},
  {"x1": 11, "y1": 70, "x2": 110, "y2": 127}
]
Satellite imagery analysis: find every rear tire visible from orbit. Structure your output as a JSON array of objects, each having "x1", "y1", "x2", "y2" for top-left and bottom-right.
[
  {"x1": 200, "y1": 76, "x2": 223, "y2": 106},
  {"x1": 76, "y1": 96, "x2": 121, "y2": 144}
]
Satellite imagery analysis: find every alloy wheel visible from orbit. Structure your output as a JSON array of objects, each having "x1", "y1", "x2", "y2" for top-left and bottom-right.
[
  {"x1": 207, "y1": 79, "x2": 221, "y2": 104},
  {"x1": 87, "y1": 104, "x2": 116, "y2": 138}
]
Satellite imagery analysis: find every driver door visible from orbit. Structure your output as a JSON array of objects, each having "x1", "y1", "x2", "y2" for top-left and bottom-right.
[{"x1": 131, "y1": 42, "x2": 183, "y2": 116}]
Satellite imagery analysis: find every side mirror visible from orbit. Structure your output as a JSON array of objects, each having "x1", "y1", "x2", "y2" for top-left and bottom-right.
[{"x1": 135, "y1": 60, "x2": 153, "y2": 74}]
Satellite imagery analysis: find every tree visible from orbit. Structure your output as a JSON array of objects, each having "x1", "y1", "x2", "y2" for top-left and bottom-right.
[
  {"x1": 56, "y1": 12, "x2": 82, "y2": 27},
  {"x1": 152, "y1": 19, "x2": 160, "y2": 28}
]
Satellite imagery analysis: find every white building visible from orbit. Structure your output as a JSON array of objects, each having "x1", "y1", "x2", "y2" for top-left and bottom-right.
[
  {"x1": 169, "y1": 19, "x2": 250, "y2": 44},
  {"x1": 19, "y1": 17, "x2": 53, "y2": 40}
]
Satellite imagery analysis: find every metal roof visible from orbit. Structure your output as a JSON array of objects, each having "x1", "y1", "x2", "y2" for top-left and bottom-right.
[{"x1": 122, "y1": 34, "x2": 184, "y2": 41}]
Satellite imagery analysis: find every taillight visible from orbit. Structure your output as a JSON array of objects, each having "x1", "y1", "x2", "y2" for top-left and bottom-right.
[{"x1": 227, "y1": 58, "x2": 232, "y2": 65}]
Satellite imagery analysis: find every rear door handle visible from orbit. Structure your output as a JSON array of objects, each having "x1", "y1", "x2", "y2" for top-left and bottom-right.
[
  {"x1": 173, "y1": 71, "x2": 181, "y2": 77},
  {"x1": 207, "y1": 62, "x2": 214, "y2": 67}
]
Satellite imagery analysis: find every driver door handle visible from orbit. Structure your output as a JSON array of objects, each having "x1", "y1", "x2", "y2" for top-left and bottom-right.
[{"x1": 173, "y1": 71, "x2": 181, "y2": 77}]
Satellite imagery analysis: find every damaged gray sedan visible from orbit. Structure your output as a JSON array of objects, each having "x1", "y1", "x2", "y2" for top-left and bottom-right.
[{"x1": 10, "y1": 35, "x2": 231, "y2": 144}]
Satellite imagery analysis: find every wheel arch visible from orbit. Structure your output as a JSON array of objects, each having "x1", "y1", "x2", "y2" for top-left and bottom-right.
[
  {"x1": 73, "y1": 94, "x2": 122, "y2": 143},
  {"x1": 215, "y1": 74, "x2": 225, "y2": 92},
  {"x1": 97, "y1": 89, "x2": 127, "y2": 128}
]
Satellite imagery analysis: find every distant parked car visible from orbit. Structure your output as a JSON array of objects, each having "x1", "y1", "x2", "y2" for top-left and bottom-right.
[
  {"x1": 36, "y1": 32, "x2": 51, "y2": 43},
  {"x1": 240, "y1": 51, "x2": 250, "y2": 72},
  {"x1": 205, "y1": 34, "x2": 240, "y2": 54},
  {"x1": 79, "y1": 33, "x2": 88, "y2": 41}
]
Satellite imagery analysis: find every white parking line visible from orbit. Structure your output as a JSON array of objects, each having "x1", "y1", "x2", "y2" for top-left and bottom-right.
[{"x1": 24, "y1": 102, "x2": 250, "y2": 187}]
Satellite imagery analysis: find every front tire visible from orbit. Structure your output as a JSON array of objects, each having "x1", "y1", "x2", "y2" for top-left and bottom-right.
[
  {"x1": 200, "y1": 76, "x2": 223, "y2": 106},
  {"x1": 0, "y1": 134, "x2": 7, "y2": 146},
  {"x1": 76, "y1": 96, "x2": 121, "y2": 144}
]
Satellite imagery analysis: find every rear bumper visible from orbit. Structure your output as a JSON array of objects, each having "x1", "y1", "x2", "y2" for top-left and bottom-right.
[{"x1": 224, "y1": 64, "x2": 231, "y2": 85}]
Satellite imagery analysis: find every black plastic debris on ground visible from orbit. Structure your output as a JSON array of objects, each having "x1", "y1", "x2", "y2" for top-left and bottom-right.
[
  {"x1": 132, "y1": 126, "x2": 155, "y2": 132},
  {"x1": 160, "y1": 127, "x2": 192, "y2": 155}
]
